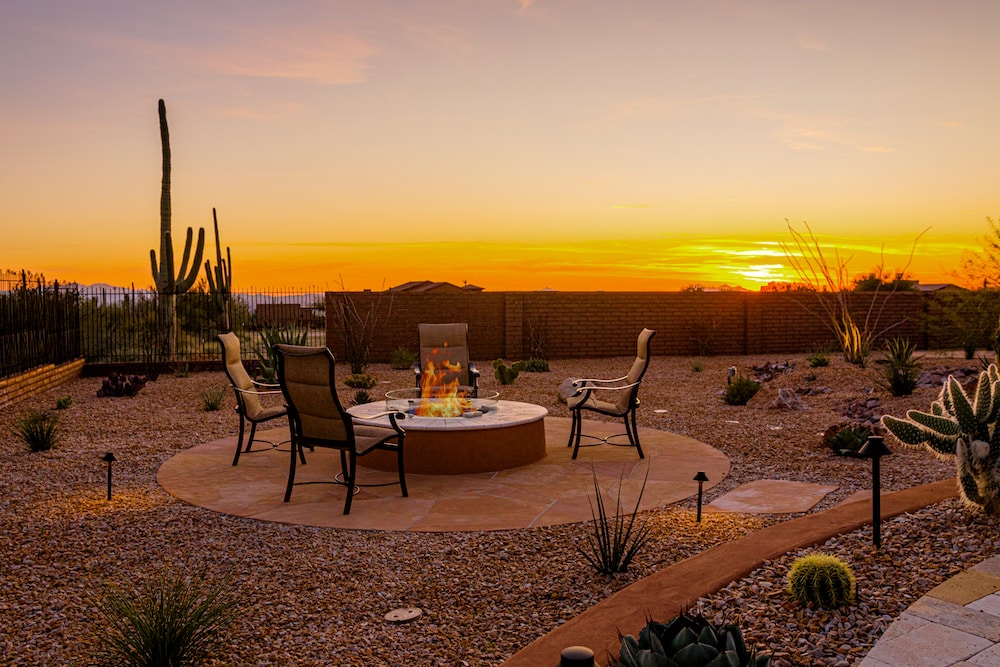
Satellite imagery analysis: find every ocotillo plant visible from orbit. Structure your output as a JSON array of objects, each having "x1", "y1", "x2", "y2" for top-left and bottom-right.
[
  {"x1": 149, "y1": 99, "x2": 205, "y2": 358},
  {"x1": 881, "y1": 365, "x2": 1000, "y2": 515},
  {"x1": 205, "y1": 208, "x2": 233, "y2": 332}
]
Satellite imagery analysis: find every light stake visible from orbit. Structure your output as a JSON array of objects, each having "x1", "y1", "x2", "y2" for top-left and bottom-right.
[
  {"x1": 102, "y1": 452, "x2": 117, "y2": 500},
  {"x1": 693, "y1": 471, "x2": 709, "y2": 522},
  {"x1": 858, "y1": 435, "x2": 891, "y2": 548}
]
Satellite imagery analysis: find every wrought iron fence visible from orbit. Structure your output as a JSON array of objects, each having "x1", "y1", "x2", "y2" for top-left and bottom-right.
[{"x1": 0, "y1": 275, "x2": 327, "y2": 379}]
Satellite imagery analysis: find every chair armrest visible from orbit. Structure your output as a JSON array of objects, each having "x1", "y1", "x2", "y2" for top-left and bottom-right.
[
  {"x1": 572, "y1": 375, "x2": 628, "y2": 387},
  {"x1": 353, "y1": 411, "x2": 407, "y2": 436},
  {"x1": 251, "y1": 379, "x2": 280, "y2": 390},
  {"x1": 233, "y1": 386, "x2": 283, "y2": 397},
  {"x1": 572, "y1": 380, "x2": 640, "y2": 396}
]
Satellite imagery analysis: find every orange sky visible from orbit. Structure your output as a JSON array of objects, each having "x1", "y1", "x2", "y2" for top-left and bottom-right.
[{"x1": 2, "y1": 1, "x2": 998, "y2": 292}]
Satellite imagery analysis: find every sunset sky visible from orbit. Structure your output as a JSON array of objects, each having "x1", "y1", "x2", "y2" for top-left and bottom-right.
[{"x1": 2, "y1": 0, "x2": 998, "y2": 292}]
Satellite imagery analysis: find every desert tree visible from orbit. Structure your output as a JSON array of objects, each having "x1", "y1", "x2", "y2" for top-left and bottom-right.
[{"x1": 780, "y1": 220, "x2": 926, "y2": 366}]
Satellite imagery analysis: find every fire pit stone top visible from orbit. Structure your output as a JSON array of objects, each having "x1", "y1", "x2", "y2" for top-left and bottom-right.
[
  {"x1": 349, "y1": 399, "x2": 547, "y2": 432},
  {"x1": 385, "y1": 386, "x2": 500, "y2": 419}
]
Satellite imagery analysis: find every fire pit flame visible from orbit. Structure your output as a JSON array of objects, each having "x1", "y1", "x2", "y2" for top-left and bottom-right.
[{"x1": 416, "y1": 358, "x2": 475, "y2": 417}]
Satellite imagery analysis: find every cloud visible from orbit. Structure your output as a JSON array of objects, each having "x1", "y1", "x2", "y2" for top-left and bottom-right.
[{"x1": 766, "y1": 113, "x2": 895, "y2": 154}]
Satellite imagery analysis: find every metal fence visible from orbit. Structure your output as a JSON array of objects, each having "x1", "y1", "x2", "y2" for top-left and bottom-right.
[{"x1": 0, "y1": 275, "x2": 327, "y2": 379}]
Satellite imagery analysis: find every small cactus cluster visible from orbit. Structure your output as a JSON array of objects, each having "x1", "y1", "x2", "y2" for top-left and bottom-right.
[
  {"x1": 787, "y1": 553, "x2": 856, "y2": 609},
  {"x1": 492, "y1": 359, "x2": 526, "y2": 385},
  {"x1": 881, "y1": 365, "x2": 1000, "y2": 515},
  {"x1": 615, "y1": 612, "x2": 770, "y2": 667}
]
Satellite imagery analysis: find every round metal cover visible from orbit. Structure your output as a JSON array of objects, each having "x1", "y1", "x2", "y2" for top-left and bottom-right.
[{"x1": 384, "y1": 607, "x2": 422, "y2": 624}]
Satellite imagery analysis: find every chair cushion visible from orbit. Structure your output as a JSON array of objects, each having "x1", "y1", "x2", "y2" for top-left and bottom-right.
[
  {"x1": 557, "y1": 378, "x2": 580, "y2": 404},
  {"x1": 353, "y1": 423, "x2": 401, "y2": 455}
]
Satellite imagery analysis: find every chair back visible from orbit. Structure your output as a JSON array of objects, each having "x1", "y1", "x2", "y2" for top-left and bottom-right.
[
  {"x1": 274, "y1": 344, "x2": 352, "y2": 446},
  {"x1": 417, "y1": 323, "x2": 473, "y2": 388},
  {"x1": 616, "y1": 328, "x2": 656, "y2": 412},
  {"x1": 218, "y1": 332, "x2": 265, "y2": 418}
]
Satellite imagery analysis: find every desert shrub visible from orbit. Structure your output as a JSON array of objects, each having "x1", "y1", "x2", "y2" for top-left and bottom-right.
[
  {"x1": 787, "y1": 553, "x2": 856, "y2": 608},
  {"x1": 723, "y1": 374, "x2": 761, "y2": 406},
  {"x1": 173, "y1": 362, "x2": 192, "y2": 378},
  {"x1": 17, "y1": 409, "x2": 59, "y2": 452},
  {"x1": 524, "y1": 357, "x2": 550, "y2": 373},
  {"x1": 881, "y1": 336, "x2": 921, "y2": 397},
  {"x1": 389, "y1": 346, "x2": 417, "y2": 370},
  {"x1": 690, "y1": 360, "x2": 704, "y2": 372},
  {"x1": 55, "y1": 395, "x2": 73, "y2": 410},
  {"x1": 579, "y1": 469, "x2": 651, "y2": 575},
  {"x1": 344, "y1": 373, "x2": 377, "y2": 389},
  {"x1": 805, "y1": 350, "x2": 830, "y2": 367},
  {"x1": 255, "y1": 325, "x2": 308, "y2": 383},
  {"x1": 199, "y1": 385, "x2": 227, "y2": 411},
  {"x1": 91, "y1": 570, "x2": 242, "y2": 667}
]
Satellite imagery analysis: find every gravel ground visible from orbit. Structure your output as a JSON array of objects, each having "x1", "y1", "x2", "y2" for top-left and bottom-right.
[{"x1": 0, "y1": 353, "x2": 994, "y2": 666}]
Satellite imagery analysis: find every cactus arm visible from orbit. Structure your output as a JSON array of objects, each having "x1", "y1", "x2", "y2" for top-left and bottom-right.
[
  {"x1": 948, "y1": 377, "x2": 978, "y2": 435},
  {"x1": 905, "y1": 410, "x2": 961, "y2": 437},
  {"x1": 149, "y1": 249, "x2": 160, "y2": 288},
  {"x1": 881, "y1": 415, "x2": 933, "y2": 445},
  {"x1": 173, "y1": 226, "x2": 205, "y2": 292},
  {"x1": 975, "y1": 371, "x2": 994, "y2": 423}
]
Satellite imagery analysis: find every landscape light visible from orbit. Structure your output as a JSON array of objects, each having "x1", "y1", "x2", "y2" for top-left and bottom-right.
[
  {"x1": 101, "y1": 452, "x2": 116, "y2": 500},
  {"x1": 858, "y1": 435, "x2": 892, "y2": 548},
  {"x1": 693, "y1": 471, "x2": 709, "y2": 522}
]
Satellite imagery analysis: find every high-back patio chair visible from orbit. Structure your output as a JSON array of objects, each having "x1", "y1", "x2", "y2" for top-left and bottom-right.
[
  {"x1": 413, "y1": 322, "x2": 480, "y2": 396},
  {"x1": 274, "y1": 344, "x2": 407, "y2": 515},
  {"x1": 565, "y1": 328, "x2": 656, "y2": 460},
  {"x1": 218, "y1": 331, "x2": 288, "y2": 466}
]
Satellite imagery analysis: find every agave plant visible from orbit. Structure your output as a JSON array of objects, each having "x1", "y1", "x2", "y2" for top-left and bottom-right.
[
  {"x1": 881, "y1": 364, "x2": 1000, "y2": 515},
  {"x1": 614, "y1": 612, "x2": 770, "y2": 667}
]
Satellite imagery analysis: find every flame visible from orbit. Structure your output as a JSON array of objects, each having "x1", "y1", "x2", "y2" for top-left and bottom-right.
[{"x1": 416, "y1": 353, "x2": 473, "y2": 417}]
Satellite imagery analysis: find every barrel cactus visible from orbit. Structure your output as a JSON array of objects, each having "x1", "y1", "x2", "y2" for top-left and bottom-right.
[
  {"x1": 614, "y1": 612, "x2": 770, "y2": 667},
  {"x1": 881, "y1": 365, "x2": 1000, "y2": 515},
  {"x1": 786, "y1": 553, "x2": 856, "y2": 608}
]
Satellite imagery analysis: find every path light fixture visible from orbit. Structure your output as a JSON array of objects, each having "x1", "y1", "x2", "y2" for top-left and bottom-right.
[
  {"x1": 858, "y1": 434, "x2": 892, "y2": 548},
  {"x1": 559, "y1": 645, "x2": 595, "y2": 667},
  {"x1": 694, "y1": 471, "x2": 709, "y2": 522},
  {"x1": 102, "y1": 452, "x2": 116, "y2": 500},
  {"x1": 726, "y1": 366, "x2": 736, "y2": 384}
]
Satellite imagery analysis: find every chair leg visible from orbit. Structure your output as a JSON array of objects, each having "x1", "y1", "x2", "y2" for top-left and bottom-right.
[
  {"x1": 284, "y1": 440, "x2": 298, "y2": 502},
  {"x1": 246, "y1": 422, "x2": 258, "y2": 452},
  {"x1": 627, "y1": 409, "x2": 645, "y2": 459},
  {"x1": 567, "y1": 410, "x2": 578, "y2": 448},
  {"x1": 571, "y1": 411, "x2": 584, "y2": 460},
  {"x1": 396, "y1": 438, "x2": 408, "y2": 498},
  {"x1": 233, "y1": 416, "x2": 247, "y2": 466},
  {"x1": 343, "y1": 451, "x2": 358, "y2": 515}
]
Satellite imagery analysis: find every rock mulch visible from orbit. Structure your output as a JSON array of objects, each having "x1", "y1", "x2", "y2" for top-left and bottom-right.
[{"x1": 0, "y1": 353, "x2": 989, "y2": 665}]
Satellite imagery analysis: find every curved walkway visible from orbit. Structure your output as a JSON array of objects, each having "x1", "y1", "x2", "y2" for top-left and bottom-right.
[
  {"x1": 156, "y1": 417, "x2": 729, "y2": 531},
  {"x1": 501, "y1": 479, "x2": 959, "y2": 666}
]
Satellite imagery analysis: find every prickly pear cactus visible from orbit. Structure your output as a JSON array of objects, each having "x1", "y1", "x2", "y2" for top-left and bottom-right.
[{"x1": 881, "y1": 365, "x2": 1000, "y2": 514}]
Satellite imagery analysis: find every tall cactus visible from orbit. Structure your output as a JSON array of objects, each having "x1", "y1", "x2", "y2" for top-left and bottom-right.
[
  {"x1": 881, "y1": 366, "x2": 1000, "y2": 514},
  {"x1": 149, "y1": 99, "x2": 205, "y2": 358},
  {"x1": 205, "y1": 208, "x2": 233, "y2": 332}
]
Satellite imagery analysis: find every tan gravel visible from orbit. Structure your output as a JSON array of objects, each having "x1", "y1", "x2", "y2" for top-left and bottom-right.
[{"x1": 0, "y1": 353, "x2": 991, "y2": 666}]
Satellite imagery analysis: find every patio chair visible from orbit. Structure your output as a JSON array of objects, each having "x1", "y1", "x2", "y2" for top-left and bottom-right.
[
  {"x1": 565, "y1": 328, "x2": 656, "y2": 460},
  {"x1": 274, "y1": 344, "x2": 407, "y2": 515},
  {"x1": 413, "y1": 322, "x2": 480, "y2": 396},
  {"x1": 218, "y1": 331, "x2": 288, "y2": 466}
]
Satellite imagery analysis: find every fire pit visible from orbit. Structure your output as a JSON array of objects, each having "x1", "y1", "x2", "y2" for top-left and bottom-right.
[
  {"x1": 385, "y1": 387, "x2": 499, "y2": 418},
  {"x1": 348, "y1": 393, "x2": 548, "y2": 475}
]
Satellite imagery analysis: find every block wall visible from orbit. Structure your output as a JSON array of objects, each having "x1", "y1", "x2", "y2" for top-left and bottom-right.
[
  {"x1": 324, "y1": 290, "x2": 933, "y2": 362},
  {"x1": 0, "y1": 358, "x2": 85, "y2": 410}
]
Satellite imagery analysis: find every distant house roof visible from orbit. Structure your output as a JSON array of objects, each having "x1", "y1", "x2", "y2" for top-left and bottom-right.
[
  {"x1": 388, "y1": 280, "x2": 484, "y2": 293},
  {"x1": 917, "y1": 283, "x2": 967, "y2": 293}
]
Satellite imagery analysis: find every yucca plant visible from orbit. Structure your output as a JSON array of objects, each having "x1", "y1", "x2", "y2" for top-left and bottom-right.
[
  {"x1": 91, "y1": 570, "x2": 242, "y2": 667},
  {"x1": 881, "y1": 336, "x2": 921, "y2": 397},
  {"x1": 579, "y1": 468, "x2": 652, "y2": 575},
  {"x1": 17, "y1": 409, "x2": 59, "y2": 452},
  {"x1": 614, "y1": 612, "x2": 770, "y2": 667},
  {"x1": 254, "y1": 324, "x2": 308, "y2": 382},
  {"x1": 351, "y1": 389, "x2": 374, "y2": 406},
  {"x1": 787, "y1": 553, "x2": 857, "y2": 608},
  {"x1": 199, "y1": 385, "x2": 227, "y2": 412}
]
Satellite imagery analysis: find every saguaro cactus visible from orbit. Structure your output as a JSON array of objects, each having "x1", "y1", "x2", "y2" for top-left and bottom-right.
[
  {"x1": 205, "y1": 208, "x2": 233, "y2": 332},
  {"x1": 149, "y1": 99, "x2": 205, "y2": 358},
  {"x1": 881, "y1": 366, "x2": 1000, "y2": 515}
]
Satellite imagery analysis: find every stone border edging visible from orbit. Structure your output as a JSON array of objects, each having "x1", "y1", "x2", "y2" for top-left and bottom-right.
[{"x1": 501, "y1": 478, "x2": 958, "y2": 667}]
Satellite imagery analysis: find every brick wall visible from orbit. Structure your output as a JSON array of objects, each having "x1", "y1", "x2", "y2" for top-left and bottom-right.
[
  {"x1": 324, "y1": 290, "x2": 935, "y2": 362},
  {"x1": 0, "y1": 358, "x2": 85, "y2": 410}
]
